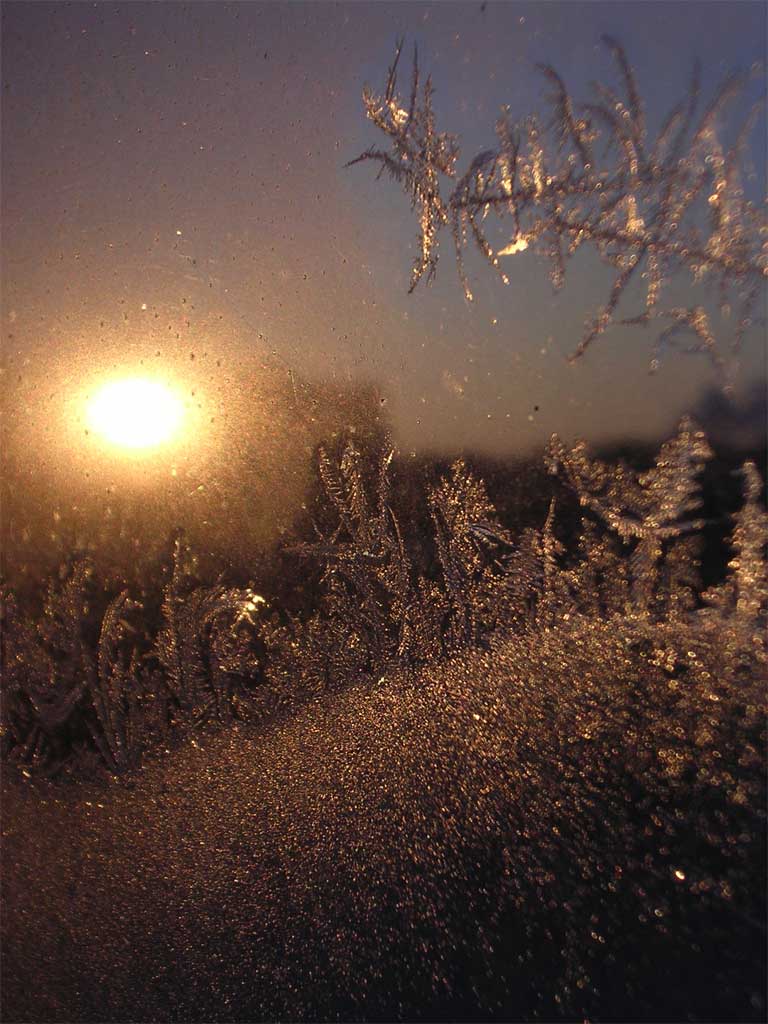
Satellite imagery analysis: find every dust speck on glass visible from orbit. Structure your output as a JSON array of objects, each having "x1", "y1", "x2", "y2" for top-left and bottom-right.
[{"x1": 1, "y1": 3, "x2": 766, "y2": 1023}]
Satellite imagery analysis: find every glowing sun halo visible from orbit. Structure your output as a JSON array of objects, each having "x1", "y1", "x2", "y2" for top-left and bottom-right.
[{"x1": 87, "y1": 378, "x2": 184, "y2": 450}]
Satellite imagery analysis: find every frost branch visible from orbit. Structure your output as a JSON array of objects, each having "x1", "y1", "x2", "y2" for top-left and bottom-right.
[{"x1": 351, "y1": 37, "x2": 767, "y2": 387}]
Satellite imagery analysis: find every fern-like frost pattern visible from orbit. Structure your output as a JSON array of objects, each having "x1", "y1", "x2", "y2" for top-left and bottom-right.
[{"x1": 350, "y1": 38, "x2": 767, "y2": 386}]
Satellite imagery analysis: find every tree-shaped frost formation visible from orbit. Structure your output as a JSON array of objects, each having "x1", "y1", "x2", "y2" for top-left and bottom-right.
[
  {"x1": 156, "y1": 531, "x2": 265, "y2": 725},
  {"x1": 547, "y1": 416, "x2": 713, "y2": 615},
  {"x1": 348, "y1": 42, "x2": 460, "y2": 290},
  {"x1": 351, "y1": 38, "x2": 767, "y2": 387},
  {"x1": 704, "y1": 460, "x2": 768, "y2": 624}
]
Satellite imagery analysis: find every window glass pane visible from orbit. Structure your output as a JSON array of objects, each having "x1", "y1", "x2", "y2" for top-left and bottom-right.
[{"x1": 2, "y1": 5, "x2": 765, "y2": 1021}]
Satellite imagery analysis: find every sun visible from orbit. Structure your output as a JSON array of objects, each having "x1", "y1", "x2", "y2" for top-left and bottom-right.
[{"x1": 87, "y1": 378, "x2": 184, "y2": 450}]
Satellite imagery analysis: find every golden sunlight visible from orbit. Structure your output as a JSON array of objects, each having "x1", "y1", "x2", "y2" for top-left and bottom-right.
[{"x1": 87, "y1": 378, "x2": 184, "y2": 450}]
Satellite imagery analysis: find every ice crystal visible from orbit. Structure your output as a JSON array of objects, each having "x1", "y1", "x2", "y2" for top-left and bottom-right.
[
  {"x1": 156, "y1": 532, "x2": 265, "y2": 725},
  {"x1": 1, "y1": 535, "x2": 266, "y2": 774},
  {"x1": 1, "y1": 424, "x2": 764, "y2": 779},
  {"x1": 0, "y1": 561, "x2": 95, "y2": 771},
  {"x1": 704, "y1": 460, "x2": 768, "y2": 624},
  {"x1": 90, "y1": 590, "x2": 145, "y2": 772},
  {"x1": 347, "y1": 40, "x2": 459, "y2": 292},
  {"x1": 428, "y1": 458, "x2": 514, "y2": 645},
  {"x1": 351, "y1": 37, "x2": 767, "y2": 385},
  {"x1": 547, "y1": 416, "x2": 714, "y2": 615},
  {"x1": 2, "y1": 424, "x2": 767, "y2": 1020},
  {"x1": 3, "y1": 608, "x2": 764, "y2": 1022}
]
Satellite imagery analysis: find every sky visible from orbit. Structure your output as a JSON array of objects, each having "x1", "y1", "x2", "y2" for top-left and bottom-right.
[{"x1": 2, "y1": 1, "x2": 766, "y2": 557}]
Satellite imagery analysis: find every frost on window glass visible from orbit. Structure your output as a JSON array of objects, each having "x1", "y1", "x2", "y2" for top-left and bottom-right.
[{"x1": 1, "y1": 4, "x2": 766, "y2": 1023}]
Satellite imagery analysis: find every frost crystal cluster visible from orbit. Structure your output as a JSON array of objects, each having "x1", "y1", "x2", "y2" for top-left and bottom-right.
[
  {"x1": 350, "y1": 38, "x2": 767, "y2": 385},
  {"x1": 1, "y1": 535, "x2": 266, "y2": 775},
  {"x1": 2, "y1": 420, "x2": 765, "y2": 776},
  {"x1": 3, "y1": 422, "x2": 765, "y2": 1022}
]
